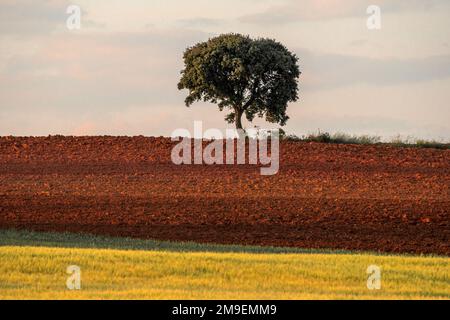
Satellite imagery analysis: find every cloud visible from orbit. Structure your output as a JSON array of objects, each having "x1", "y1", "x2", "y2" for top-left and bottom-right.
[
  {"x1": 296, "y1": 48, "x2": 450, "y2": 91},
  {"x1": 0, "y1": 0, "x2": 102, "y2": 36},
  {"x1": 239, "y1": 0, "x2": 443, "y2": 24},
  {"x1": 348, "y1": 39, "x2": 367, "y2": 47},
  {"x1": 11, "y1": 31, "x2": 442, "y2": 111},
  {"x1": 0, "y1": 24, "x2": 210, "y2": 114},
  {"x1": 176, "y1": 18, "x2": 223, "y2": 29},
  {"x1": 0, "y1": 0, "x2": 68, "y2": 35}
]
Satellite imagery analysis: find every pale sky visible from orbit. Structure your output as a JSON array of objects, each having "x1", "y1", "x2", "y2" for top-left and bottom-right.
[{"x1": 1, "y1": 0, "x2": 450, "y2": 140}]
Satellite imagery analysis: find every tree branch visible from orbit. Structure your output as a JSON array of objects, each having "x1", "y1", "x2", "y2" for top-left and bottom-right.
[{"x1": 242, "y1": 78, "x2": 259, "y2": 110}]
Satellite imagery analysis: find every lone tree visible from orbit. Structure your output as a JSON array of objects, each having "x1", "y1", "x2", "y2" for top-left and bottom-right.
[{"x1": 177, "y1": 34, "x2": 300, "y2": 130}]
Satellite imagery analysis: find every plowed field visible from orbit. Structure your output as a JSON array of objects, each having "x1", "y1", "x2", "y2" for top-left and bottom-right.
[{"x1": 0, "y1": 136, "x2": 449, "y2": 255}]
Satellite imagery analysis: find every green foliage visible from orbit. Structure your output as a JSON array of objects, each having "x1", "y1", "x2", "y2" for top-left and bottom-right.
[
  {"x1": 389, "y1": 135, "x2": 450, "y2": 149},
  {"x1": 0, "y1": 229, "x2": 347, "y2": 254},
  {"x1": 304, "y1": 131, "x2": 333, "y2": 143},
  {"x1": 282, "y1": 131, "x2": 449, "y2": 149},
  {"x1": 177, "y1": 34, "x2": 300, "y2": 129},
  {"x1": 307, "y1": 132, "x2": 382, "y2": 145},
  {"x1": 286, "y1": 131, "x2": 381, "y2": 144},
  {"x1": 414, "y1": 140, "x2": 449, "y2": 149}
]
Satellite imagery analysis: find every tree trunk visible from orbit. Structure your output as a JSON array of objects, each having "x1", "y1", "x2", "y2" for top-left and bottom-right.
[{"x1": 235, "y1": 108, "x2": 243, "y2": 130}]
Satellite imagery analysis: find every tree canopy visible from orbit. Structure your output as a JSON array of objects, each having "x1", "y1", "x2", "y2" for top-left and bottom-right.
[{"x1": 177, "y1": 34, "x2": 300, "y2": 129}]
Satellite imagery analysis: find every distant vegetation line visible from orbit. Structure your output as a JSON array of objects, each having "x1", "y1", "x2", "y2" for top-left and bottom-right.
[
  {"x1": 1, "y1": 132, "x2": 449, "y2": 150},
  {"x1": 280, "y1": 130, "x2": 450, "y2": 149}
]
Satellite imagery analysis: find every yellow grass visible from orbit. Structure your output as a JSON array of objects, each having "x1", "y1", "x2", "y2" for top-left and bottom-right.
[{"x1": 0, "y1": 240, "x2": 448, "y2": 300}]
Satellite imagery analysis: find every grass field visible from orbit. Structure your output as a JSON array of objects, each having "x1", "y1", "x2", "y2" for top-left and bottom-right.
[{"x1": 0, "y1": 230, "x2": 448, "y2": 300}]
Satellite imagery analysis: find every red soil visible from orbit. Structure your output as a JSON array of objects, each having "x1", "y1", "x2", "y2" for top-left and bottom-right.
[{"x1": 0, "y1": 136, "x2": 449, "y2": 255}]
